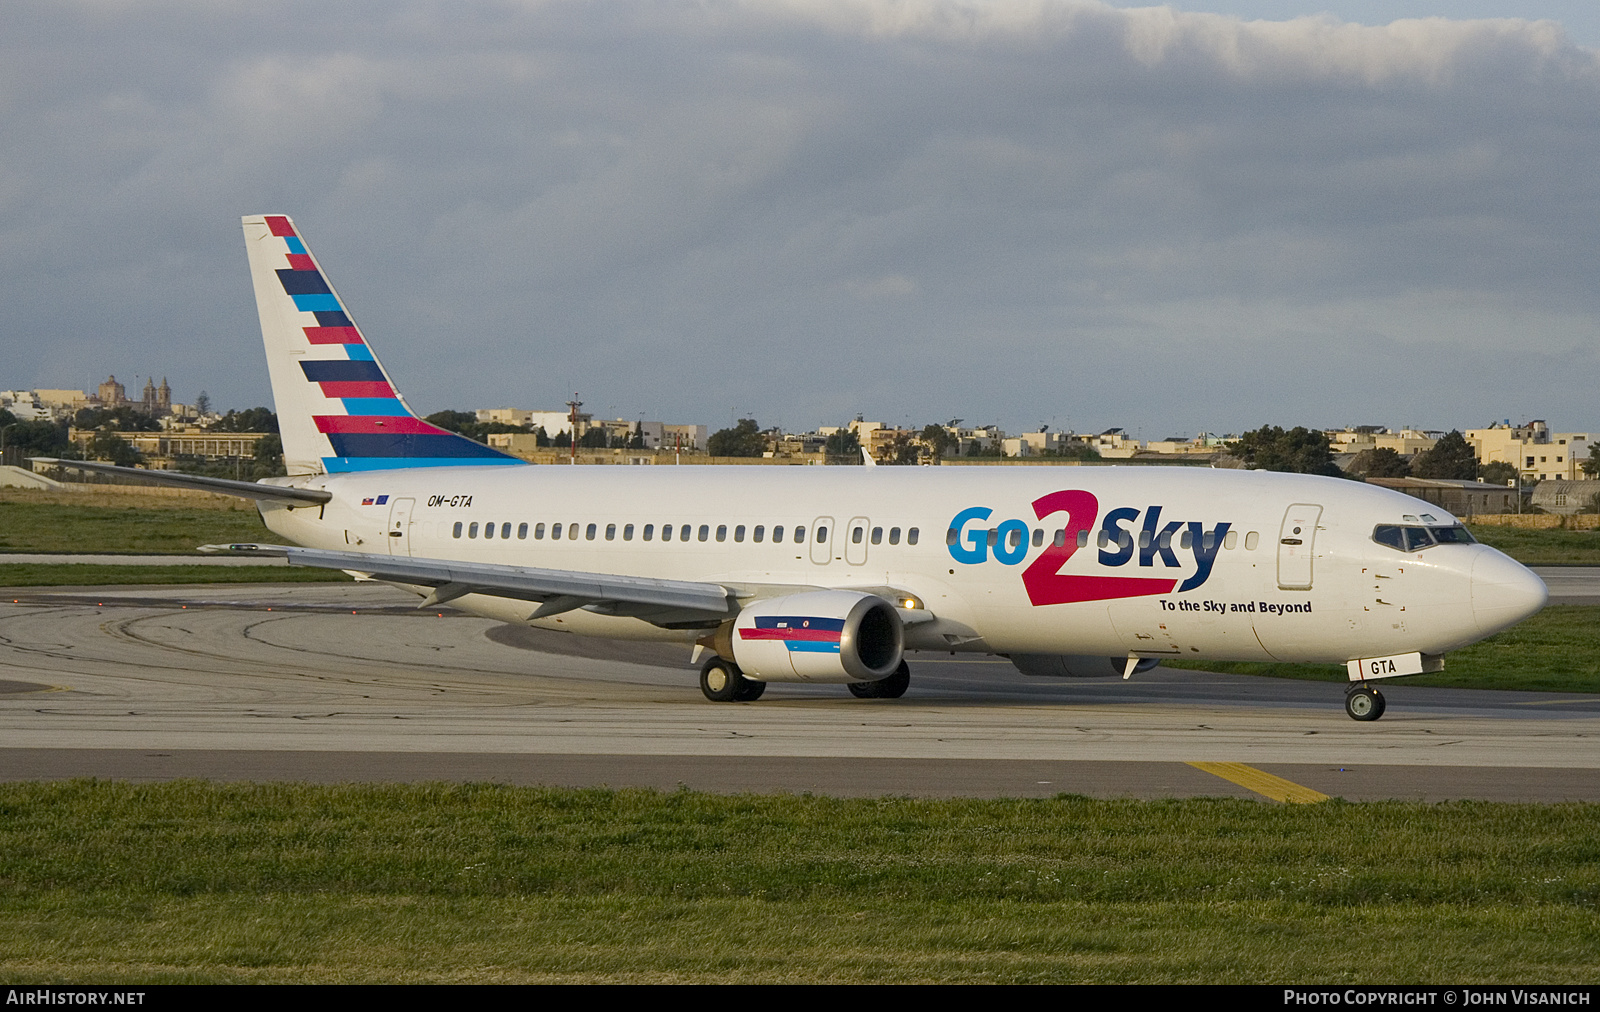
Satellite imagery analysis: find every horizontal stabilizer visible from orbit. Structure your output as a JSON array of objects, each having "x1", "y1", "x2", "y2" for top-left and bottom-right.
[
  {"x1": 30, "y1": 459, "x2": 331, "y2": 505},
  {"x1": 199, "y1": 543, "x2": 736, "y2": 619}
]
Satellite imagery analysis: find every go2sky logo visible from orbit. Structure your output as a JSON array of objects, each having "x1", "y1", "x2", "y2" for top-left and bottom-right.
[{"x1": 947, "y1": 490, "x2": 1231, "y2": 606}]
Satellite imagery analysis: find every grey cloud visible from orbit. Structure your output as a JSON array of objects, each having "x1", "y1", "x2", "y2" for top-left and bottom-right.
[{"x1": 1, "y1": 1, "x2": 1596, "y2": 438}]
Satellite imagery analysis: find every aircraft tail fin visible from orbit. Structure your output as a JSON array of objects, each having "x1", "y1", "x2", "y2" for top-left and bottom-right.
[{"x1": 241, "y1": 215, "x2": 524, "y2": 475}]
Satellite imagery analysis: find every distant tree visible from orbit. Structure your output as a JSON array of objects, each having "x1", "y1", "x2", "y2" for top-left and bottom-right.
[
  {"x1": 1228, "y1": 426, "x2": 1341, "y2": 476},
  {"x1": 87, "y1": 431, "x2": 141, "y2": 467},
  {"x1": 532, "y1": 426, "x2": 551, "y2": 448},
  {"x1": 578, "y1": 426, "x2": 610, "y2": 448},
  {"x1": 628, "y1": 422, "x2": 646, "y2": 451},
  {"x1": 708, "y1": 419, "x2": 768, "y2": 457},
  {"x1": 424, "y1": 410, "x2": 478, "y2": 434},
  {"x1": 74, "y1": 405, "x2": 160, "y2": 432},
  {"x1": 881, "y1": 431, "x2": 921, "y2": 465},
  {"x1": 2, "y1": 418, "x2": 71, "y2": 458},
  {"x1": 823, "y1": 429, "x2": 860, "y2": 457},
  {"x1": 211, "y1": 407, "x2": 279, "y2": 433},
  {"x1": 1349, "y1": 447, "x2": 1410, "y2": 478},
  {"x1": 251, "y1": 433, "x2": 285, "y2": 477},
  {"x1": 1411, "y1": 430, "x2": 1479, "y2": 480},
  {"x1": 918, "y1": 424, "x2": 956, "y2": 463},
  {"x1": 1583, "y1": 444, "x2": 1600, "y2": 478},
  {"x1": 1479, "y1": 461, "x2": 1518, "y2": 486},
  {"x1": 552, "y1": 430, "x2": 571, "y2": 448},
  {"x1": 194, "y1": 391, "x2": 211, "y2": 417}
]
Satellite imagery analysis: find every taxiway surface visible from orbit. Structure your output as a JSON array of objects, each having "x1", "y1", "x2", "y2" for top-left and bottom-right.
[{"x1": 0, "y1": 580, "x2": 1595, "y2": 800}]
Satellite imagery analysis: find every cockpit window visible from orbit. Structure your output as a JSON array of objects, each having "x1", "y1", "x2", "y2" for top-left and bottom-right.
[{"x1": 1373, "y1": 524, "x2": 1476, "y2": 552}]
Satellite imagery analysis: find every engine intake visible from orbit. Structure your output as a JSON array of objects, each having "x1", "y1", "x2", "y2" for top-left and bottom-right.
[{"x1": 732, "y1": 591, "x2": 904, "y2": 683}]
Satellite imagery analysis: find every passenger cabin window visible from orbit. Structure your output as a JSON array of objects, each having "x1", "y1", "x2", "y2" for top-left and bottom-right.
[
  {"x1": 662, "y1": 524, "x2": 673, "y2": 542},
  {"x1": 501, "y1": 523, "x2": 511, "y2": 539},
  {"x1": 889, "y1": 528, "x2": 900, "y2": 545},
  {"x1": 484, "y1": 522, "x2": 494, "y2": 539},
  {"x1": 852, "y1": 526, "x2": 864, "y2": 544},
  {"x1": 1223, "y1": 531, "x2": 1238, "y2": 550},
  {"x1": 606, "y1": 524, "x2": 616, "y2": 541},
  {"x1": 772, "y1": 525, "x2": 784, "y2": 542},
  {"x1": 518, "y1": 523, "x2": 528, "y2": 540},
  {"x1": 1244, "y1": 531, "x2": 1259, "y2": 550},
  {"x1": 907, "y1": 528, "x2": 919, "y2": 545},
  {"x1": 453, "y1": 522, "x2": 463, "y2": 538},
  {"x1": 717, "y1": 525, "x2": 727, "y2": 542},
  {"x1": 624, "y1": 524, "x2": 634, "y2": 541},
  {"x1": 815, "y1": 526, "x2": 827, "y2": 543},
  {"x1": 753, "y1": 525, "x2": 765, "y2": 543},
  {"x1": 585, "y1": 523, "x2": 596, "y2": 540},
  {"x1": 643, "y1": 524, "x2": 653, "y2": 541},
  {"x1": 468, "y1": 522, "x2": 479, "y2": 538},
  {"x1": 699, "y1": 525, "x2": 710, "y2": 542},
  {"x1": 1075, "y1": 529, "x2": 1089, "y2": 548},
  {"x1": 552, "y1": 523, "x2": 562, "y2": 540},
  {"x1": 735, "y1": 525, "x2": 745, "y2": 542},
  {"x1": 794, "y1": 527, "x2": 806, "y2": 543},
  {"x1": 569, "y1": 523, "x2": 580, "y2": 540},
  {"x1": 1032, "y1": 529, "x2": 1043, "y2": 548},
  {"x1": 871, "y1": 527, "x2": 882, "y2": 545}
]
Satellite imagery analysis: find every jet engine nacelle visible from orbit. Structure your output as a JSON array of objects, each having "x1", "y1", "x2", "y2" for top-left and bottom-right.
[
  {"x1": 732, "y1": 590, "x2": 904, "y2": 683},
  {"x1": 1009, "y1": 654, "x2": 1161, "y2": 678}
]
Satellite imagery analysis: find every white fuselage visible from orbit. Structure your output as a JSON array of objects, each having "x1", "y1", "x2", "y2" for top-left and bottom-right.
[{"x1": 258, "y1": 463, "x2": 1546, "y2": 666}]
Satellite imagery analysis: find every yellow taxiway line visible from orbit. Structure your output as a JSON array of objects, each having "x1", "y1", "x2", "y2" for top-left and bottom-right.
[{"x1": 1187, "y1": 761, "x2": 1331, "y2": 803}]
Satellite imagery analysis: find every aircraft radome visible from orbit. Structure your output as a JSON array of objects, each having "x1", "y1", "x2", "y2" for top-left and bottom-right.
[{"x1": 39, "y1": 215, "x2": 1549, "y2": 721}]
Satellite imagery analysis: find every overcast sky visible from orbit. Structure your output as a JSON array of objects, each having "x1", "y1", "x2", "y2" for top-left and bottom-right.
[{"x1": 2, "y1": 1, "x2": 1597, "y2": 440}]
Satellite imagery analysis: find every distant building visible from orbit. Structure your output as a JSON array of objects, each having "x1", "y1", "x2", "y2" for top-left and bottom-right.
[
  {"x1": 1532, "y1": 480, "x2": 1600, "y2": 515},
  {"x1": 1365, "y1": 477, "x2": 1522, "y2": 517},
  {"x1": 97, "y1": 376, "x2": 127, "y2": 407},
  {"x1": 139, "y1": 377, "x2": 172, "y2": 416},
  {"x1": 1466, "y1": 420, "x2": 1592, "y2": 482}
]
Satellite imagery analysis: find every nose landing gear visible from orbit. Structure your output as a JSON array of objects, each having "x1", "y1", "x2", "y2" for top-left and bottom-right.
[{"x1": 1345, "y1": 683, "x2": 1386, "y2": 721}]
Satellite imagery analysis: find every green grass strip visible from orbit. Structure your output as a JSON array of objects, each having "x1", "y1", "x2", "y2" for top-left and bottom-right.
[
  {"x1": 0, "y1": 782, "x2": 1596, "y2": 982},
  {"x1": 0, "y1": 564, "x2": 349, "y2": 586},
  {"x1": 0, "y1": 499, "x2": 271, "y2": 555},
  {"x1": 1467, "y1": 523, "x2": 1600, "y2": 566}
]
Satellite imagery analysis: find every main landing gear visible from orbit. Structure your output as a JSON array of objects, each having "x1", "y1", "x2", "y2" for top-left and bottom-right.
[
  {"x1": 1345, "y1": 683, "x2": 1387, "y2": 722},
  {"x1": 848, "y1": 660, "x2": 911, "y2": 699},
  {"x1": 698, "y1": 657, "x2": 914, "y2": 701},
  {"x1": 699, "y1": 656, "x2": 765, "y2": 702}
]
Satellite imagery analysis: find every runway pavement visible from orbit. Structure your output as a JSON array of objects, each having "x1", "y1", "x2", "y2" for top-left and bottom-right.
[{"x1": 0, "y1": 579, "x2": 1596, "y2": 801}]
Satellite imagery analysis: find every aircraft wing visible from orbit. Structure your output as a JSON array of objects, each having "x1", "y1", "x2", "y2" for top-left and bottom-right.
[
  {"x1": 200, "y1": 542, "x2": 736, "y2": 622},
  {"x1": 30, "y1": 458, "x2": 331, "y2": 506}
]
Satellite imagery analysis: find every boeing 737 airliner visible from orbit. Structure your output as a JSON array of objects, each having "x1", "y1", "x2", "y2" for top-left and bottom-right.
[{"x1": 43, "y1": 215, "x2": 1550, "y2": 721}]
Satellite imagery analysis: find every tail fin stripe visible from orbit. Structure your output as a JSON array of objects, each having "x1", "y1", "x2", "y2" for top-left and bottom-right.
[
  {"x1": 319, "y1": 381, "x2": 394, "y2": 398},
  {"x1": 341, "y1": 398, "x2": 409, "y2": 416},
  {"x1": 286, "y1": 254, "x2": 317, "y2": 271},
  {"x1": 303, "y1": 326, "x2": 364, "y2": 344},
  {"x1": 314, "y1": 310, "x2": 355, "y2": 327},
  {"x1": 284, "y1": 236, "x2": 307, "y2": 255},
  {"x1": 315, "y1": 415, "x2": 446, "y2": 435},
  {"x1": 344, "y1": 344, "x2": 375, "y2": 361},
  {"x1": 300, "y1": 360, "x2": 386, "y2": 382},
  {"x1": 277, "y1": 268, "x2": 332, "y2": 296},
  {"x1": 326, "y1": 433, "x2": 510, "y2": 459},
  {"x1": 265, "y1": 216, "x2": 295, "y2": 236},
  {"x1": 291, "y1": 294, "x2": 342, "y2": 312}
]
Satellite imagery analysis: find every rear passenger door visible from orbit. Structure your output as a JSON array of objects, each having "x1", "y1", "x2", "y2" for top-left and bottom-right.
[{"x1": 810, "y1": 516, "x2": 835, "y2": 565}]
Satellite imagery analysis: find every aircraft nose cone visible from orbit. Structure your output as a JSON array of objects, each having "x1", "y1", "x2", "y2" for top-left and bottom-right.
[{"x1": 1471, "y1": 550, "x2": 1548, "y2": 638}]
